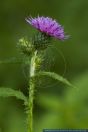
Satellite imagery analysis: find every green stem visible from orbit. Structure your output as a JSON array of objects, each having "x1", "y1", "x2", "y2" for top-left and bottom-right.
[{"x1": 28, "y1": 51, "x2": 37, "y2": 132}]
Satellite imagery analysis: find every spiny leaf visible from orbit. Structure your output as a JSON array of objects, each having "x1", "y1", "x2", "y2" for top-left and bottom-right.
[
  {"x1": 0, "y1": 88, "x2": 28, "y2": 105},
  {"x1": 36, "y1": 71, "x2": 74, "y2": 88}
]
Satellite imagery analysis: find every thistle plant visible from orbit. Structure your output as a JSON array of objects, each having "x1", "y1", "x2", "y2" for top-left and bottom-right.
[{"x1": 0, "y1": 16, "x2": 73, "y2": 132}]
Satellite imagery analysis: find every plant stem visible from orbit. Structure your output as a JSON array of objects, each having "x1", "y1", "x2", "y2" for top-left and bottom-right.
[{"x1": 28, "y1": 50, "x2": 37, "y2": 132}]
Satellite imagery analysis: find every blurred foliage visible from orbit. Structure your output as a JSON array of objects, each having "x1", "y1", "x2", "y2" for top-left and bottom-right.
[{"x1": 0, "y1": 0, "x2": 88, "y2": 131}]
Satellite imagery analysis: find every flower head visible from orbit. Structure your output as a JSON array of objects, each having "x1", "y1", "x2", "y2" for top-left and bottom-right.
[{"x1": 26, "y1": 16, "x2": 68, "y2": 40}]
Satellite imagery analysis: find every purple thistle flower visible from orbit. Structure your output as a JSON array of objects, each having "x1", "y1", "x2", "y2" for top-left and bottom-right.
[{"x1": 26, "y1": 16, "x2": 68, "y2": 40}]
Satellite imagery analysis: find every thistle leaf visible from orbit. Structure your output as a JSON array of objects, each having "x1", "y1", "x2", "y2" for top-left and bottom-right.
[
  {"x1": 36, "y1": 71, "x2": 74, "y2": 88},
  {"x1": 0, "y1": 57, "x2": 23, "y2": 64},
  {"x1": 0, "y1": 87, "x2": 28, "y2": 105}
]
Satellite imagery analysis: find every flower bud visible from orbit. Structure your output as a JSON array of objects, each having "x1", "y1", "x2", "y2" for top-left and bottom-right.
[{"x1": 18, "y1": 38, "x2": 34, "y2": 55}]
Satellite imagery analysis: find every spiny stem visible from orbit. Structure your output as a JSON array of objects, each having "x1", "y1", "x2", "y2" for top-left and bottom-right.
[{"x1": 28, "y1": 51, "x2": 37, "y2": 132}]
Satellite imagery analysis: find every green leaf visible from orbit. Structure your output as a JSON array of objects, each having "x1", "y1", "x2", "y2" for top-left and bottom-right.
[
  {"x1": 0, "y1": 57, "x2": 23, "y2": 64},
  {"x1": 0, "y1": 88, "x2": 28, "y2": 105},
  {"x1": 36, "y1": 71, "x2": 74, "y2": 88}
]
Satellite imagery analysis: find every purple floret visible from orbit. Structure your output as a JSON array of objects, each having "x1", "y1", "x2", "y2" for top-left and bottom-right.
[{"x1": 26, "y1": 16, "x2": 68, "y2": 40}]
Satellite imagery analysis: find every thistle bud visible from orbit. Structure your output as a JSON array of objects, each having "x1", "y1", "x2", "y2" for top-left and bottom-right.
[{"x1": 18, "y1": 38, "x2": 34, "y2": 55}]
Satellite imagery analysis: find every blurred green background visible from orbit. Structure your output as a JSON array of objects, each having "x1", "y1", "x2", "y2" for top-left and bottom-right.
[{"x1": 0, "y1": 0, "x2": 88, "y2": 132}]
